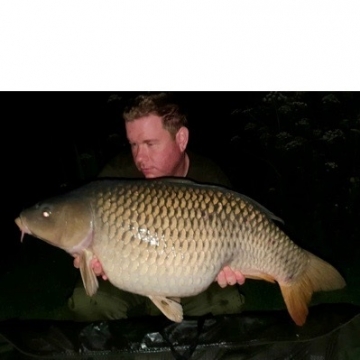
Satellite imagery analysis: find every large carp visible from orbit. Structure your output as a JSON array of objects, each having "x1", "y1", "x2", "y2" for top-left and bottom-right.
[{"x1": 15, "y1": 178, "x2": 346, "y2": 326}]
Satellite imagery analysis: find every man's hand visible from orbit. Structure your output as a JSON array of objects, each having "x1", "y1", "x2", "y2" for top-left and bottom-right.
[
  {"x1": 73, "y1": 255, "x2": 108, "y2": 280},
  {"x1": 216, "y1": 266, "x2": 245, "y2": 288}
]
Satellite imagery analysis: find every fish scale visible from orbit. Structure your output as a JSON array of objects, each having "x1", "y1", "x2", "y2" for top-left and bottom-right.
[
  {"x1": 91, "y1": 181, "x2": 292, "y2": 294},
  {"x1": 15, "y1": 178, "x2": 346, "y2": 325},
  {"x1": 103, "y1": 188, "x2": 216, "y2": 296}
]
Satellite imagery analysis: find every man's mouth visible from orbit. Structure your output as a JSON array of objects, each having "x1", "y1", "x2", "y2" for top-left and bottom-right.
[{"x1": 141, "y1": 167, "x2": 152, "y2": 173}]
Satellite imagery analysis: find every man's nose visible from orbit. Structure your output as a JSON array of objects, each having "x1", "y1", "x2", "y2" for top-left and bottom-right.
[{"x1": 134, "y1": 145, "x2": 148, "y2": 162}]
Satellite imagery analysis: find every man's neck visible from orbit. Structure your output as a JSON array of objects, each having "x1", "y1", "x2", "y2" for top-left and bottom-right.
[
  {"x1": 175, "y1": 152, "x2": 189, "y2": 178},
  {"x1": 182, "y1": 152, "x2": 189, "y2": 177}
]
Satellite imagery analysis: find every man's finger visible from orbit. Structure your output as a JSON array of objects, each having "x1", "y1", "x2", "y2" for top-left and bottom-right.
[
  {"x1": 223, "y1": 266, "x2": 237, "y2": 286},
  {"x1": 234, "y1": 270, "x2": 246, "y2": 285},
  {"x1": 73, "y1": 257, "x2": 80, "y2": 269},
  {"x1": 216, "y1": 270, "x2": 228, "y2": 288}
]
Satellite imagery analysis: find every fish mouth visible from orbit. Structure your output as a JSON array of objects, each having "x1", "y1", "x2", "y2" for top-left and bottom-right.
[{"x1": 14, "y1": 217, "x2": 31, "y2": 243}]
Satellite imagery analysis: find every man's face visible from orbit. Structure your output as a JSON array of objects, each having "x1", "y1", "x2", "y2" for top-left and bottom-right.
[{"x1": 125, "y1": 114, "x2": 187, "y2": 178}]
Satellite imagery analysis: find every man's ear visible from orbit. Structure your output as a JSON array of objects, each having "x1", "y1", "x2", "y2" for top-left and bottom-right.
[{"x1": 176, "y1": 126, "x2": 189, "y2": 152}]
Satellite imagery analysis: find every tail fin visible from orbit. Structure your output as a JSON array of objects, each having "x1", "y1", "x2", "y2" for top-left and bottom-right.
[{"x1": 279, "y1": 250, "x2": 346, "y2": 326}]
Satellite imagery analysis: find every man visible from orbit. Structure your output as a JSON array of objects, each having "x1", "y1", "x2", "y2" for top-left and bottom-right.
[{"x1": 69, "y1": 92, "x2": 245, "y2": 321}]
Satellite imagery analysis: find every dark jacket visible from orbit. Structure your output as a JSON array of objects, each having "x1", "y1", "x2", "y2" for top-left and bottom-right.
[{"x1": 98, "y1": 150, "x2": 232, "y2": 188}]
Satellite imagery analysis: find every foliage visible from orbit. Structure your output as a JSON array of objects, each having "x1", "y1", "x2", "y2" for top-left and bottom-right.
[{"x1": 227, "y1": 92, "x2": 360, "y2": 260}]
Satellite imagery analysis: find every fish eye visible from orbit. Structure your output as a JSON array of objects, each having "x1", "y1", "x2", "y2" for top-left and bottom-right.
[{"x1": 42, "y1": 208, "x2": 52, "y2": 218}]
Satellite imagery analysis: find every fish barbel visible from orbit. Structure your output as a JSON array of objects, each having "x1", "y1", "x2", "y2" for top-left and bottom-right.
[{"x1": 14, "y1": 178, "x2": 346, "y2": 325}]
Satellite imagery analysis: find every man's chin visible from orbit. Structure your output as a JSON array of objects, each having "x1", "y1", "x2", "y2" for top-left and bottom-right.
[
  {"x1": 140, "y1": 168, "x2": 165, "y2": 178},
  {"x1": 142, "y1": 171, "x2": 157, "y2": 178}
]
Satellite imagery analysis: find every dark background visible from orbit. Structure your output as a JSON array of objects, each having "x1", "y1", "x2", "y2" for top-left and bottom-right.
[{"x1": 2, "y1": 91, "x2": 360, "y2": 320}]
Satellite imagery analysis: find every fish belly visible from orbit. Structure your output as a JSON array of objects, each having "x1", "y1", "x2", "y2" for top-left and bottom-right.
[{"x1": 92, "y1": 232, "x2": 231, "y2": 297}]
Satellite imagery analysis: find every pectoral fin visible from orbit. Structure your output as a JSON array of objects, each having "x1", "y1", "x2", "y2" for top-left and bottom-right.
[
  {"x1": 148, "y1": 295, "x2": 183, "y2": 322},
  {"x1": 79, "y1": 249, "x2": 99, "y2": 296}
]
